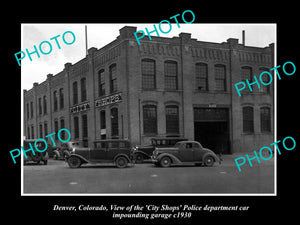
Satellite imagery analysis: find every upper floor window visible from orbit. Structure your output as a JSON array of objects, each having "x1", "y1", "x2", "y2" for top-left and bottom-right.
[
  {"x1": 241, "y1": 66, "x2": 253, "y2": 93},
  {"x1": 195, "y1": 63, "x2": 208, "y2": 91},
  {"x1": 215, "y1": 64, "x2": 226, "y2": 91},
  {"x1": 59, "y1": 88, "x2": 64, "y2": 109},
  {"x1": 110, "y1": 64, "x2": 117, "y2": 93},
  {"x1": 142, "y1": 59, "x2": 156, "y2": 90},
  {"x1": 73, "y1": 81, "x2": 78, "y2": 105},
  {"x1": 165, "y1": 61, "x2": 178, "y2": 90},
  {"x1": 98, "y1": 69, "x2": 105, "y2": 97},
  {"x1": 81, "y1": 77, "x2": 87, "y2": 102}
]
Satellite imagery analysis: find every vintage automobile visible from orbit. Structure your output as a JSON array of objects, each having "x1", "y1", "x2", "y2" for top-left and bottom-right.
[
  {"x1": 23, "y1": 139, "x2": 49, "y2": 165},
  {"x1": 53, "y1": 141, "x2": 79, "y2": 160},
  {"x1": 152, "y1": 141, "x2": 221, "y2": 167},
  {"x1": 66, "y1": 139, "x2": 133, "y2": 168},
  {"x1": 133, "y1": 137, "x2": 188, "y2": 163}
]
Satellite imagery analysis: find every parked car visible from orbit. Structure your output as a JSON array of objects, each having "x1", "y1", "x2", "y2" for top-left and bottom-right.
[
  {"x1": 66, "y1": 139, "x2": 134, "y2": 168},
  {"x1": 23, "y1": 139, "x2": 49, "y2": 165},
  {"x1": 133, "y1": 137, "x2": 188, "y2": 163},
  {"x1": 53, "y1": 141, "x2": 79, "y2": 160},
  {"x1": 152, "y1": 141, "x2": 220, "y2": 167}
]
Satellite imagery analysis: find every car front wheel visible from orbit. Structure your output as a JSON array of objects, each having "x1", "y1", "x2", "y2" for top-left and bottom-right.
[
  {"x1": 115, "y1": 156, "x2": 128, "y2": 168},
  {"x1": 159, "y1": 156, "x2": 171, "y2": 168},
  {"x1": 204, "y1": 156, "x2": 214, "y2": 167},
  {"x1": 67, "y1": 156, "x2": 81, "y2": 168}
]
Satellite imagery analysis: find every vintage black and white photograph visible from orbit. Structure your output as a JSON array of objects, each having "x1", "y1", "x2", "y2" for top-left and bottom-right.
[{"x1": 21, "y1": 23, "x2": 276, "y2": 195}]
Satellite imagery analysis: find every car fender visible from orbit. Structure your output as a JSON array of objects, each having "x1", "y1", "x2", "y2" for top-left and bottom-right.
[
  {"x1": 202, "y1": 152, "x2": 220, "y2": 164},
  {"x1": 68, "y1": 154, "x2": 89, "y2": 164},
  {"x1": 53, "y1": 150, "x2": 61, "y2": 158},
  {"x1": 113, "y1": 153, "x2": 131, "y2": 163},
  {"x1": 156, "y1": 153, "x2": 182, "y2": 164},
  {"x1": 133, "y1": 150, "x2": 151, "y2": 158}
]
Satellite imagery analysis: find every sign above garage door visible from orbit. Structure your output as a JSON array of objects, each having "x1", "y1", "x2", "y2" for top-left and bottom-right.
[{"x1": 194, "y1": 108, "x2": 229, "y2": 122}]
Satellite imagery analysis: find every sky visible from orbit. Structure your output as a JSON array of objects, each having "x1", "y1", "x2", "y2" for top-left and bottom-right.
[{"x1": 21, "y1": 23, "x2": 276, "y2": 90}]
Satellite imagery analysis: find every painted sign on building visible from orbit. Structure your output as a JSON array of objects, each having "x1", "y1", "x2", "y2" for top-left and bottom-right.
[{"x1": 95, "y1": 93, "x2": 122, "y2": 108}]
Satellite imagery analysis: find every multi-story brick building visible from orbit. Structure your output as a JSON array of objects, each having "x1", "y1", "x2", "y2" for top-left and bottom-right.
[{"x1": 23, "y1": 26, "x2": 274, "y2": 154}]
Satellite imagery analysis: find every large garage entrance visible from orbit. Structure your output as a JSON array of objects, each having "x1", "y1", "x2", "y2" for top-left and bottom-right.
[{"x1": 194, "y1": 108, "x2": 230, "y2": 154}]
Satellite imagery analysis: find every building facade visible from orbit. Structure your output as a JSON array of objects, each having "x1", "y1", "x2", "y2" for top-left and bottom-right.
[{"x1": 23, "y1": 26, "x2": 274, "y2": 154}]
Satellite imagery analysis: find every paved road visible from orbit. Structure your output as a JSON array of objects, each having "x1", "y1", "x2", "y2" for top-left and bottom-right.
[{"x1": 23, "y1": 155, "x2": 274, "y2": 194}]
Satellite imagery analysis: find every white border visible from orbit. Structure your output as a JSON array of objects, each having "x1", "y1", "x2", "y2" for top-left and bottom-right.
[{"x1": 20, "y1": 23, "x2": 277, "y2": 196}]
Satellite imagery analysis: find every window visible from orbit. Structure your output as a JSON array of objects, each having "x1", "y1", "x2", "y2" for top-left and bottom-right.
[
  {"x1": 74, "y1": 116, "x2": 79, "y2": 139},
  {"x1": 110, "y1": 64, "x2": 117, "y2": 93},
  {"x1": 143, "y1": 105, "x2": 157, "y2": 134},
  {"x1": 82, "y1": 114, "x2": 88, "y2": 138},
  {"x1": 43, "y1": 96, "x2": 47, "y2": 114},
  {"x1": 111, "y1": 108, "x2": 118, "y2": 137},
  {"x1": 259, "y1": 68, "x2": 271, "y2": 94},
  {"x1": 165, "y1": 61, "x2": 178, "y2": 90},
  {"x1": 81, "y1": 78, "x2": 87, "y2": 102},
  {"x1": 261, "y1": 107, "x2": 271, "y2": 132},
  {"x1": 53, "y1": 91, "x2": 58, "y2": 111},
  {"x1": 243, "y1": 106, "x2": 254, "y2": 133},
  {"x1": 142, "y1": 59, "x2": 156, "y2": 90},
  {"x1": 98, "y1": 69, "x2": 105, "y2": 97},
  {"x1": 195, "y1": 63, "x2": 208, "y2": 91},
  {"x1": 26, "y1": 103, "x2": 29, "y2": 119},
  {"x1": 215, "y1": 65, "x2": 226, "y2": 91},
  {"x1": 241, "y1": 66, "x2": 253, "y2": 93},
  {"x1": 60, "y1": 119, "x2": 65, "y2": 140},
  {"x1": 73, "y1": 81, "x2": 78, "y2": 105},
  {"x1": 54, "y1": 120, "x2": 59, "y2": 140},
  {"x1": 100, "y1": 110, "x2": 106, "y2": 129},
  {"x1": 44, "y1": 122, "x2": 47, "y2": 137},
  {"x1": 166, "y1": 105, "x2": 179, "y2": 134},
  {"x1": 59, "y1": 88, "x2": 64, "y2": 109},
  {"x1": 38, "y1": 97, "x2": 42, "y2": 115},
  {"x1": 30, "y1": 101, "x2": 33, "y2": 118},
  {"x1": 31, "y1": 125, "x2": 34, "y2": 138},
  {"x1": 27, "y1": 126, "x2": 30, "y2": 139},
  {"x1": 39, "y1": 124, "x2": 43, "y2": 138}
]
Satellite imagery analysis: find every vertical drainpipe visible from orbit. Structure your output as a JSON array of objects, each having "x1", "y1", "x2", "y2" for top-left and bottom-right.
[{"x1": 180, "y1": 35, "x2": 185, "y2": 138}]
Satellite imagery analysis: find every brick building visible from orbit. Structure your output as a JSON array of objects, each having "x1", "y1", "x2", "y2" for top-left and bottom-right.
[{"x1": 23, "y1": 26, "x2": 274, "y2": 154}]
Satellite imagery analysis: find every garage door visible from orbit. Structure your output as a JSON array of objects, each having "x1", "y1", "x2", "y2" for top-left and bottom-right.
[{"x1": 194, "y1": 108, "x2": 230, "y2": 154}]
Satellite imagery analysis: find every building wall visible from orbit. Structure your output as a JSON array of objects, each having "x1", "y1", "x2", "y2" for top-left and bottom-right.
[{"x1": 23, "y1": 26, "x2": 274, "y2": 153}]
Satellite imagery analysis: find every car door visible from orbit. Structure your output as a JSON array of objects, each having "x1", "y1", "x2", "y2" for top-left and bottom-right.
[
  {"x1": 192, "y1": 142, "x2": 204, "y2": 161},
  {"x1": 90, "y1": 142, "x2": 107, "y2": 162},
  {"x1": 179, "y1": 143, "x2": 194, "y2": 162}
]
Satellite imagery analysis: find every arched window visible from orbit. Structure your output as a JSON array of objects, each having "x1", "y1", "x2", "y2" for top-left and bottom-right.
[
  {"x1": 143, "y1": 104, "x2": 157, "y2": 134},
  {"x1": 215, "y1": 64, "x2": 226, "y2": 91},
  {"x1": 109, "y1": 64, "x2": 117, "y2": 93},
  {"x1": 243, "y1": 106, "x2": 254, "y2": 133},
  {"x1": 81, "y1": 77, "x2": 87, "y2": 102},
  {"x1": 98, "y1": 69, "x2": 105, "y2": 97},
  {"x1": 260, "y1": 107, "x2": 271, "y2": 132},
  {"x1": 141, "y1": 59, "x2": 156, "y2": 90},
  {"x1": 164, "y1": 61, "x2": 178, "y2": 90},
  {"x1": 111, "y1": 107, "x2": 119, "y2": 137},
  {"x1": 241, "y1": 66, "x2": 253, "y2": 93},
  {"x1": 73, "y1": 81, "x2": 78, "y2": 105},
  {"x1": 166, "y1": 105, "x2": 179, "y2": 134},
  {"x1": 59, "y1": 88, "x2": 64, "y2": 109},
  {"x1": 195, "y1": 63, "x2": 208, "y2": 91},
  {"x1": 259, "y1": 67, "x2": 271, "y2": 94}
]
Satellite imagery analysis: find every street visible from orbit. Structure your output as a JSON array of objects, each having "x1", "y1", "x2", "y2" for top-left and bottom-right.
[{"x1": 23, "y1": 155, "x2": 274, "y2": 194}]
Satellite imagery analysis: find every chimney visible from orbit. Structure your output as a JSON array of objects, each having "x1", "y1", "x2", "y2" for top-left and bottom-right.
[{"x1": 242, "y1": 30, "x2": 245, "y2": 46}]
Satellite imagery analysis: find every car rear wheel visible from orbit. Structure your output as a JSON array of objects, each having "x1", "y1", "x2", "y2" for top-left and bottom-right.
[
  {"x1": 115, "y1": 156, "x2": 128, "y2": 168},
  {"x1": 159, "y1": 156, "x2": 171, "y2": 168},
  {"x1": 135, "y1": 154, "x2": 144, "y2": 163},
  {"x1": 204, "y1": 156, "x2": 214, "y2": 167},
  {"x1": 67, "y1": 156, "x2": 81, "y2": 168}
]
